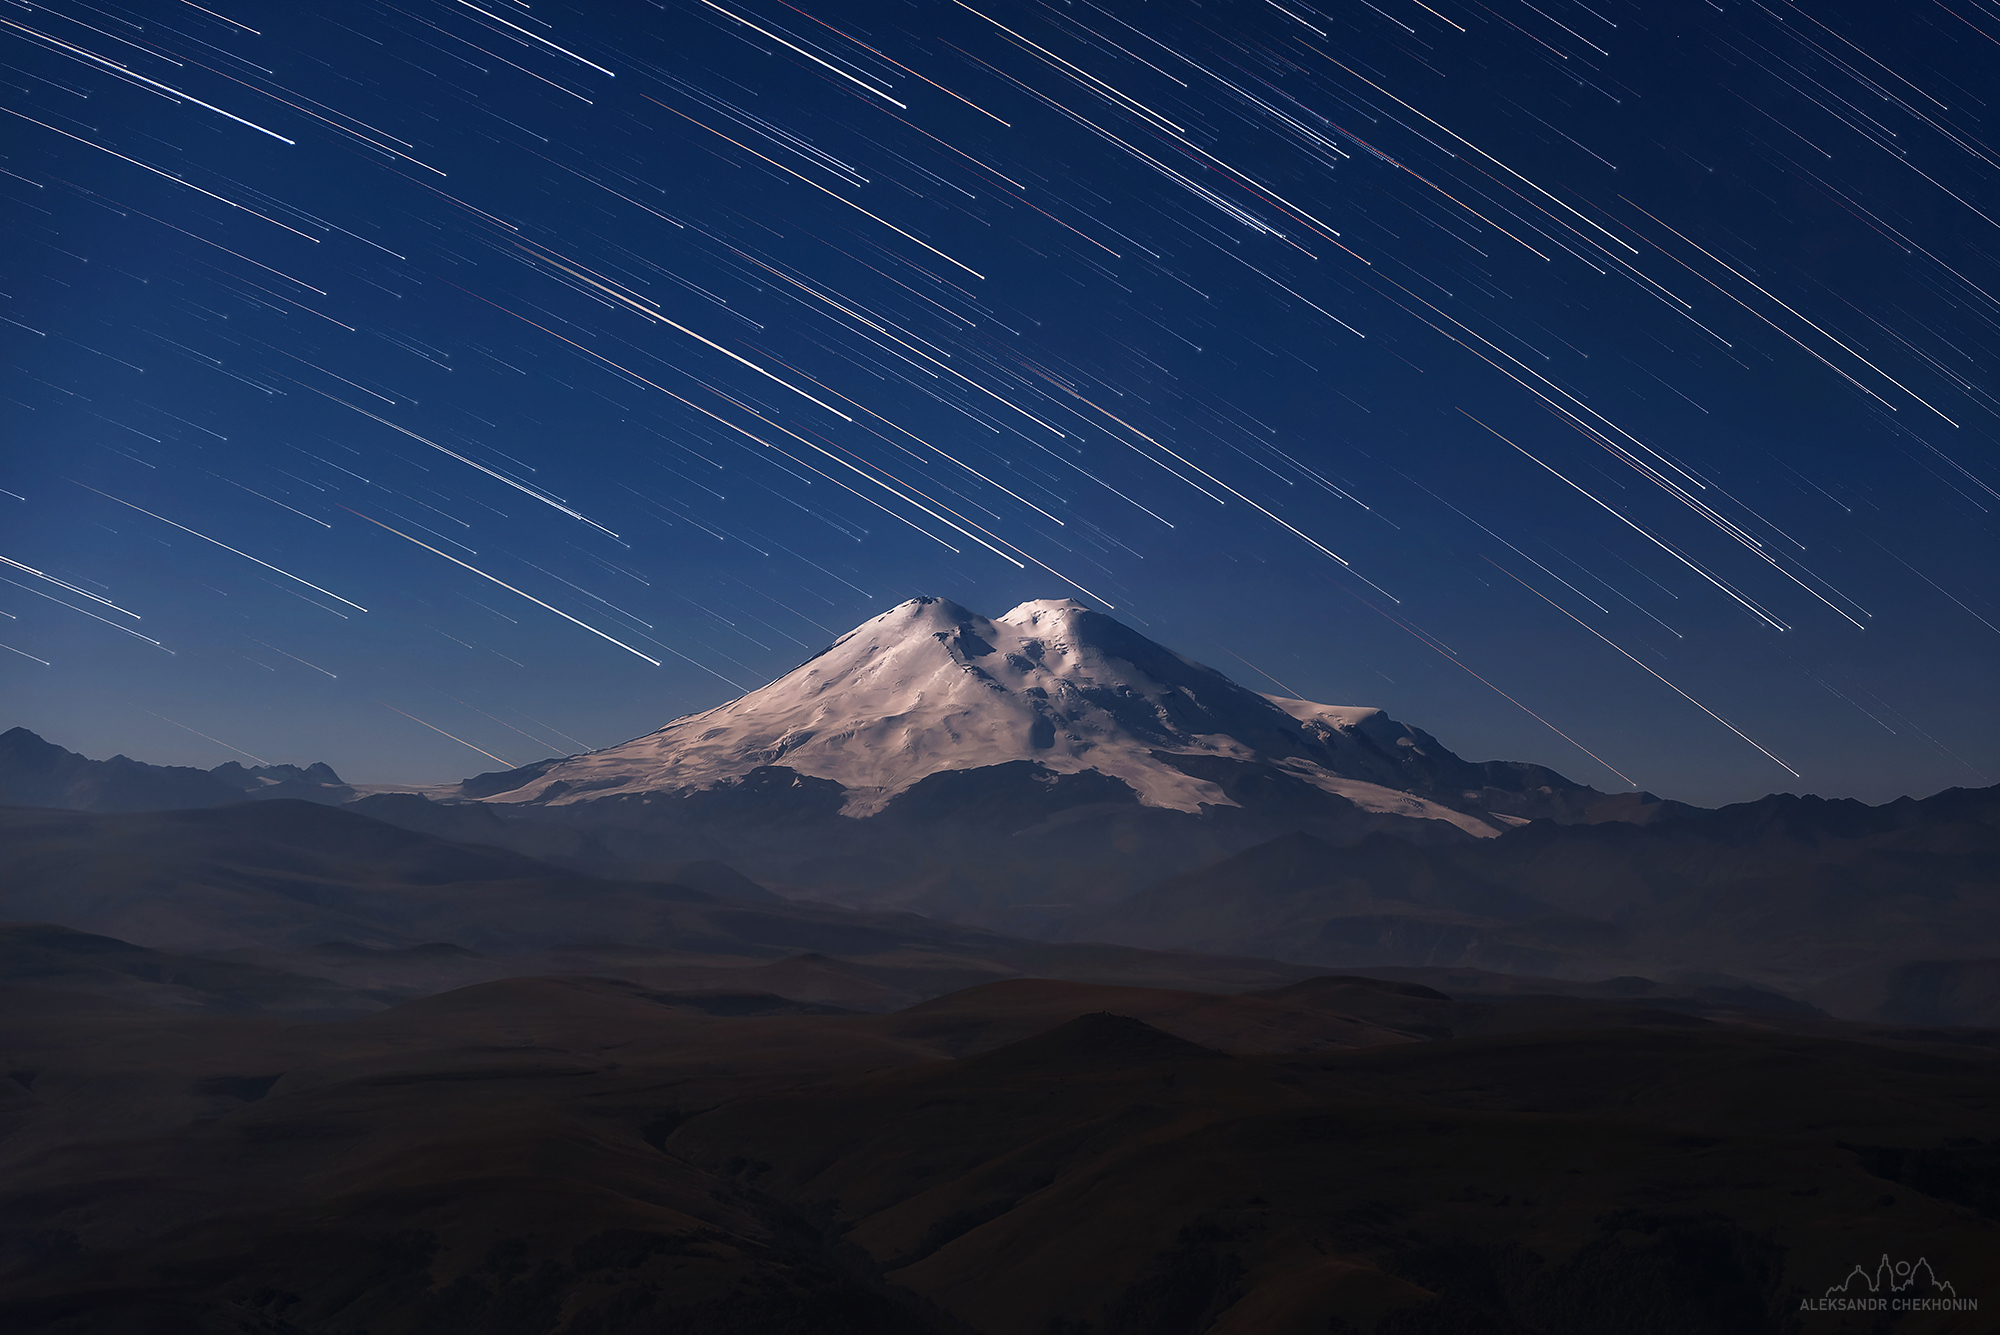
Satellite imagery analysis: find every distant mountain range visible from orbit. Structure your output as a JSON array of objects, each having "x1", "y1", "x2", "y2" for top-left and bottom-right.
[
  {"x1": 2, "y1": 595, "x2": 1994, "y2": 1020},
  {"x1": 1081, "y1": 785, "x2": 2000, "y2": 1019},
  {"x1": 1, "y1": 597, "x2": 1704, "y2": 922},
  {"x1": 439, "y1": 596, "x2": 1684, "y2": 836},
  {"x1": 0, "y1": 800, "x2": 1338, "y2": 1015},
  {"x1": 357, "y1": 596, "x2": 1702, "y2": 916},
  {"x1": 0, "y1": 725, "x2": 353, "y2": 811}
]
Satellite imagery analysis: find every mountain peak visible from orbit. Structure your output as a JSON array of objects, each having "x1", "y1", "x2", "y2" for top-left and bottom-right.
[
  {"x1": 875, "y1": 594, "x2": 981, "y2": 625},
  {"x1": 447, "y1": 596, "x2": 1574, "y2": 837},
  {"x1": 997, "y1": 597, "x2": 1092, "y2": 625}
]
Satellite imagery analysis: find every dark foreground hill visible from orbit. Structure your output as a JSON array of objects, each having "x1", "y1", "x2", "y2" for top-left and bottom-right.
[{"x1": 0, "y1": 962, "x2": 1993, "y2": 1334}]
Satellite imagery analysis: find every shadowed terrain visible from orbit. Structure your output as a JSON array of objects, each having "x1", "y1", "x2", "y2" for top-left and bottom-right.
[
  {"x1": 5, "y1": 786, "x2": 1997, "y2": 1024},
  {"x1": 7, "y1": 719, "x2": 1995, "y2": 1024},
  {"x1": 0, "y1": 963, "x2": 1993, "y2": 1333},
  {"x1": 1084, "y1": 788, "x2": 2000, "y2": 1019},
  {"x1": 0, "y1": 802, "x2": 1333, "y2": 1010},
  {"x1": 0, "y1": 772, "x2": 1994, "y2": 1331}
]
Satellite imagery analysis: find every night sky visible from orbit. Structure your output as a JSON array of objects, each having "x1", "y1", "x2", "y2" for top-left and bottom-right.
[{"x1": 3, "y1": 0, "x2": 1995, "y2": 805}]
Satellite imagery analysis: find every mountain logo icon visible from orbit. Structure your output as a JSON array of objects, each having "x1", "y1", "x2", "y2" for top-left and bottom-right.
[
  {"x1": 1800, "y1": 1254, "x2": 1977, "y2": 1314},
  {"x1": 1828, "y1": 1255, "x2": 1956, "y2": 1297}
]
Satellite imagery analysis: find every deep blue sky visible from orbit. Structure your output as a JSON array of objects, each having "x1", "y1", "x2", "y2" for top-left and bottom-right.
[{"x1": 2, "y1": 0, "x2": 1995, "y2": 805}]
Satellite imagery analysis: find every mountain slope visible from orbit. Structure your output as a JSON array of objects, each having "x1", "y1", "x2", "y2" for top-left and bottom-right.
[{"x1": 447, "y1": 597, "x2": 1619, "y2": 838}]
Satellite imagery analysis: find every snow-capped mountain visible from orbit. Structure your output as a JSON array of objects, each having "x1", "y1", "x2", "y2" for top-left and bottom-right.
[{"x1": 451, "y1": 596, "x2": 1616, "y2": 838}]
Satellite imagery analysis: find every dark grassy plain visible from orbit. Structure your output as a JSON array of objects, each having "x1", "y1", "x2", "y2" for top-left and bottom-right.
[{"x1": 1, "y1": 963, "x2": 1995, "y2": 1333}]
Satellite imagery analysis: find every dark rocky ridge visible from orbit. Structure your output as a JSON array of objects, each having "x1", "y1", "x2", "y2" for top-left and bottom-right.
[
  {"x1": 0, "y1": 726, "x2": 353, "y2": 811},
  {"x1": 1082, "y1": 784, "x2": 2000, "y2": 1019}
]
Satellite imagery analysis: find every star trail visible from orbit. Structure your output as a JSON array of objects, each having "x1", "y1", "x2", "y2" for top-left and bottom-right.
[{"x1": 2, "y1": 0, "x2": 1995, "y2": 803}]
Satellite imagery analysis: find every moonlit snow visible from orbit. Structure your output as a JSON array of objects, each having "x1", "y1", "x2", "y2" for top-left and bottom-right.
[{"x1": 470, "y1": 596, "x2": 1505, "y2": 836}]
